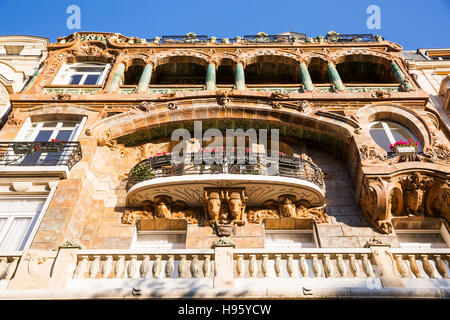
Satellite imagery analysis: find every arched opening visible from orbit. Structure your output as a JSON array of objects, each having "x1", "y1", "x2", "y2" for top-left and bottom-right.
[
  {"x1": 216, "y1": 58, "x2": 235, "y2": 85},
  {"x1": 244, "y1": 56, "x2": 299, "y2": 84},
  {"x1": 335, "y1": 55, "x2": 397, "y2": 84},
  {"x1": 307, "y1": 58, "x2": 329, "y2": 84},
  {"x1": 123, "y1": 59, "x2": 146, "y2": 86},
  {"x1": 152, "y1": 57, "x2": 207, "y2": 85}
]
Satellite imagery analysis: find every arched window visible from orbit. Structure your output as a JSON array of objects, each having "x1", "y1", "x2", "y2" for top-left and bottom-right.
[
  {"x1": 369, "y1": 120, "x2": 422, "y2": 152},
  {"x1": 52, "y1": 62, "x2": 109, "y2": 85}
]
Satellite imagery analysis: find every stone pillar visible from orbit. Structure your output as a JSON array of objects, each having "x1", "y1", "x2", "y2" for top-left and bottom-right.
[
  {"x1": 205, "y1": 63, "x2": 216, "y2": 90},
  {"x1": 108, "y1": 62, "x2": 125, "y2": 92},
  {"x1": 47, "y1": 246, "x2": 80, "y2": 289},
  {"x1": 212, "y1": 238, "x2": 235, "y2": 288},
  {"x1": 368, "y1": 243, "x2": 404, "y2": 288},
  {"x1": 391, "y1": 61, "x2": 414, "y2": 91},
  {"x1": 327, "y1": 61, "x2": 345, "y2": 91},
  {"x1": 235, "y1": 63, "x2": 246, "y2": 90},
  {"x1": 137, "y1": 63, "x2": 153, "y2": 93},
  {"x1": 299, "y1": 62, "x2": 314, "y2": 91}
]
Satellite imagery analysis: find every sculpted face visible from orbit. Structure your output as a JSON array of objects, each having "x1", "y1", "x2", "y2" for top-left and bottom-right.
[
  {"x1": 207, "y1": 193, "x2": 222, "y2": 219},
  {"x1": 279, "y1": 196, "x2": 296, "y2": 217},
  {"x1": 154, "y1": 197, "x2": 170, "y2": 218},
  {"x1": 227, "y1": 193, "x2": 243, "y2": 219}
]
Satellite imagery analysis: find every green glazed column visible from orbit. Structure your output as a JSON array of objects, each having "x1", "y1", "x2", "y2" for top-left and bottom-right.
[
  {"x1": 327, "y1": 61, "x2": 345, "y2": 91},
  {"x1": 391, "y1": 61, "x2": 414, "y2": 91},
  {"x1": 108, "y1": 62, "x2": 125, "y2": 92},
  {"x1": 205, "y1": 63, "x2": 216, "y2": 90},
  {"x1": 137, "y1": 63, "x2": 153, "y2": 92},
  {"x1": 299, "y1": 62, "x2": 314, "y2": 91},
  {"x1": 235, "y1": 62, "x2": 246, "y2": 90},
  {"x1": 23, "y1": 63, "x2": 46, "y2": 92}
]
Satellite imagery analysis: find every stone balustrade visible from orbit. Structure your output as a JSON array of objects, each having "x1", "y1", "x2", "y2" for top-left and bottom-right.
[
  {"x1": 390, "y1": 248, "x2": 449, "y2": 279},
  {"x1": 0, "y1": 253, "x2": 21, "y2": 283},
  {"x1": 73, "y1": 249, "x2": 215, "y2": 279},
  {"x1": 232, "y1": 248, "x2": 378, "y2": 279}
]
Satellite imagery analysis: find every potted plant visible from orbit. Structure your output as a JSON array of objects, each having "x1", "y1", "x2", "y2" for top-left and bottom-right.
[
  {"x1": 389, "y1": 139, "x2": 419, "y2": 156},
  {"x1": 13, "y1": 143, "x2": 34, "y2": 154},
  {"x1": 40, "y1": 139, "x2": 65, "y2": 153}
]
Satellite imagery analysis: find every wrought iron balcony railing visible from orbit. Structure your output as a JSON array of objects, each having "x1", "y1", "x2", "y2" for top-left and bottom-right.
[
  {"x1": 244, "y1": 33, "x2": 306, "y2": 44},
  {"x1": 326, "y1": 33, "x2": 378, "y2": 43},
  {"x1": 0, "y1": 141, "x2": 82, "y2": 170},
  {"x1": 160, "y1": 35, "x2": 208, "y2": 44},
  {"x1": 127, "y1": 149, "x2": 325, "y2": 190}
]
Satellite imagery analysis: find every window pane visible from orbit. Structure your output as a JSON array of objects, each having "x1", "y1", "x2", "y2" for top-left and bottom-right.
[
  {"x1": 369, "y1": 126, "x2": 391, "y2": 152},
  {"x1": 83, "y1": 74, "x2": 100, "y2": 85},
  {"x1": 398, "y1": 232, "x2": 447, "y2": 248},
  {"x1": 0, "y1": 199, "x2": 44, "y2": 213},
  {"x1": 265, "y1": 232, "x2": 316, "y2": 248},
  {"x1": 69, "y1": 74, "x2": 83, "y2": 85},
  {"x1": 134, "y1": 233, "x2": 186, "y2": 249},
  {"x1": 0, "y1": 218, "x2": 32, "y2": 251},
  {"x1": 0, "y1": 218, "x2": 7, "y2": 233}
]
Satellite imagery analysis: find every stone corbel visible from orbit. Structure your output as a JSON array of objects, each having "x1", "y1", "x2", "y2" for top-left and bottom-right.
[{"x1": 360, "y1": 177, "x2": 392, "y2": 234}]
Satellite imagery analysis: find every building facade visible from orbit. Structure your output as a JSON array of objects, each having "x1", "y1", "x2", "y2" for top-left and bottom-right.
[
  {"x1": 0, "y1": 31, "x2": 449, "y2": 299},
  {"x1": 0, "y1": 36, "x2": 48, "y2": 127}
]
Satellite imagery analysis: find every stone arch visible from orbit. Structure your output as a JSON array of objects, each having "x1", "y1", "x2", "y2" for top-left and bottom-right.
[
  {"x1": 28, "y1": 104, "x2": 91, "y2": 122},
  {"x1": 354, "y1": 102, "x2": 432, "y2": 151},
  {"x1": 151, "y1": 50, "x2": 211, "y2": 68},
  {"x1": 0, "y1": 82, "x2": 9, "y2": 107},
  {"x1": 241, "y1": 49, "x2": 300, "y2": 66}
]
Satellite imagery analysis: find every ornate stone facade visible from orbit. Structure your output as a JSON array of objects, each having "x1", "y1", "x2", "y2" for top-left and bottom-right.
[{"x1": 0, "y1": 31, "x2": 448, "y2": 299}]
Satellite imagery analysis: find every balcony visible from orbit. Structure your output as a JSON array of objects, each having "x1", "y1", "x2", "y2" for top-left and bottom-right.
[
  {"x1": 0, "y1": 141, "x2": 82, "y2": 178},
  {"x1": 126, "y1": 150, "x2": 325, "y2": 208}
]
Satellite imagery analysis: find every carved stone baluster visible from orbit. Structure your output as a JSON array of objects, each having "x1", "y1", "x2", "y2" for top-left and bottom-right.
[
  {"x1": 178, "y1": 255, "x2": 188, "y2": 278},
  {"x1": 408, "y1": 255, "x2": 421, "y2": 278},
  {"x1": 274, "y1": 254, "x2": 282, "y2": 277},
  {"x1": 140, "y1": 255, "x2": 151, "y2": 278},
  {"x1": 115, "y1": 255, "x2": 125, "y2": 278},
  {"x1": 127, "y1": 255, "x2": 138, "y2": 278},
  {"x1": 74, "y1": 256, "x2": 88, "y2": 279},
  {"x1": 89, "y1": 256, "x2": 100, "y2": 278},
  {"x1": 311, "y1": 254, "x2": 322, "y2": 277},
  {"x1": 0, "y1": 257, "x2": 8, "y2": 279},
  {"x1": 4, "y1": 257, "x2": 19, "y2": 280},
  {"x1": 203, "y1": 255, "x2": 211, "y2": 277},
  {"x1": 299, "y1": 254, "x2": 308, "y2": 277},
  {"x1": 261, "y1": 254, "x2": 269, "y2": 277},
  {"x1": 348, "y1": 254, "x2": 359, "y2": 277},
  {"x1": 361, "y1": 254, "x2": 375, "y2": 277},
  {"x1": 165, "y1": 255, "x2": 175, "y2": 278},
  {"x1": 102, "y1": 255, "x2": 113, "y2": 278},
  {"x1": 191, "y1": 255, "x2": 202, "y2": 278},
  {"x1": 323, "y1": 254, "x2": 334, "y2": 278},
  {"x1": 336, "y1": 254, "x2": 346, "y2": 277},
  {"x1": 434, "y1": 255, "x2": 448, "y2": 279},
  {"x1": 236, "y1": 255, "x2": 245, "y2": 278},
  {"x1": 394, "y1": 255, "x2": 407, "y2": 278},
  {"x1": 249, "y1": 255, "x2": 257, "y2": 278},
  {"x1": 421, "y1": 255, "x2": 435, "y2": 279},
  {"x1": 287, "y1": 254, "x2": 295, "y2": 278},
  {"x1": 152, "y1": 255, "x2": 162, "y2": 278}
]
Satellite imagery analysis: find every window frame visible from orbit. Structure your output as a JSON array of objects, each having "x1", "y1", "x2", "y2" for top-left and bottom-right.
[
  {"x1": 263, "y1": 229, "x2": 318, "y2": 249},
  {"x1": 14, "y1": 117, "x2": 87, "y2": 142},
  {"x1": 52, "y1": 62, "x2": 110, "y2": 86},
  {"x1": 395, "y1": 225, "x2": 450, "y2": 249},
  {"x1": 368, "y1": 120, "x2": 421, "y2": 152},
  {"x1": 132, "y1": 229, "x2": 187, "y2": 250},
  {"x1": 0, "y1": 188, "x2": 58, "y2": 253}
]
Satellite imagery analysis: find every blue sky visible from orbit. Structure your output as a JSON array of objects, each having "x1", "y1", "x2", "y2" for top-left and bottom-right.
[{"x1": 0, "y1": 0, "x2": 449, "y2": 50}]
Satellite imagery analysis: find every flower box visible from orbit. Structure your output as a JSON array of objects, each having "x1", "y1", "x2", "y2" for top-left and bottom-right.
[
  {"x1": 13, "y1": 144, "x2": 33, "y2": 154},
  {"x1": 394, "y1": 146, "x2": 416, "y2": 156}
]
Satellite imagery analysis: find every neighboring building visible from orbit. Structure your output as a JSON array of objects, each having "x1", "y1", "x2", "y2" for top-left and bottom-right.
[
  {"x1": 0, "y1": 36, "x2": 48, "y2": 126},
  {"x1": 403, "y1": 48, "x2": 450, "y2": 130},
  {"x1": 0, "y1": 31, "x2": 448, "y2": 299}
]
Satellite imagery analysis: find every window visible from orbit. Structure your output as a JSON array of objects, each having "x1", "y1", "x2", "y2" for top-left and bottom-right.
[
  {"x1": 396, "y1": 227, "x2": 450, "y2": 249},
  {"x1": 369, "y1": 120, "x2": 421, "y2": 153},
  {"x1": 264, "y1": 230, "x2": 317, "y2": 248},
  {"x1": 13, "y1": 119, "x2": 85, "y2": 166},
  {"x1": 133, "y1": 230, "x2": 186, "y2": 249},
  {"x1": 52, "y1": 63, "x2": 109, "y2": 85},
  {"x1": 0, "y1": 198, "x2": 45, "y2": 251}
]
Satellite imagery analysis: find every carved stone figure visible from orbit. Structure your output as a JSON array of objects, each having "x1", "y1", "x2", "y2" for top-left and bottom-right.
[
  {"x1": 204, "y1": 190, "x2": 224, "y2": 223},
  {"x1": 153, "y1": 195, "x2": 172, "y2": 218},
  {"x1": 224, "y1": 190, "x2": 248, "y2": 222},
  {"x1": 278, "y1": 195, "x2": 297, "y2": 217},
  {"x1": 401, "y1": 173, "x2": 431, "y2": 216}
]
